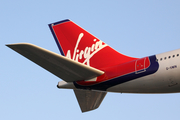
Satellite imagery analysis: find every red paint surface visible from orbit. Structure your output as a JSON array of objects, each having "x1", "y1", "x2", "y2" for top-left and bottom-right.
[
  {"x1": 52, "y1": 21, "x2": 137, "y2": 69},
  {"x1": 76, "y1": 57, "x2": 150, "y2": 86},
  {"x1": 51, "y1": 20, "x2": 149, "y2": 86}
]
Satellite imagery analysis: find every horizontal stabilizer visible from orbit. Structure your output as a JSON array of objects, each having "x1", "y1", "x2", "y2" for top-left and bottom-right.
[
  {"x1": 74, "y1": 89, "x2": 107, "y2": 112},
  {"x1": 6, "y1": 43, "x2": 104, "y2": 82}
]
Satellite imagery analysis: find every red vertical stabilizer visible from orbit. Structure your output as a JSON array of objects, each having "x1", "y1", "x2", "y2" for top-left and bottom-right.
[{"x1": 49, "y1": 19, "x2": 137, "y2": 70}]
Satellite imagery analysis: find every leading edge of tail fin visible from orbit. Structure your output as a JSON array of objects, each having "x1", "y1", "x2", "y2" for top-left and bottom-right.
[
  {"x1": 48, "y1": 19, "x2": 70, "y2": 56},
  {"x1": 49, "y1": 19, "x2": 137, "y2": 69}
]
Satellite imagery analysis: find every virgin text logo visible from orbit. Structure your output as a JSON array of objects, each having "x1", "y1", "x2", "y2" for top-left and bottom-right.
[{"x1": 66, "y1": 33, "x2": 107, "y2": 66}]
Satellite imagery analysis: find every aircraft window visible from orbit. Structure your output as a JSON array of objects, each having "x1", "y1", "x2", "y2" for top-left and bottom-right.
[
  {"x1": 168, "y1": 56, "x2": 171, "y2": 59},
  {"x1": 160, "y1": 58, "x2": 162, "y2": 61},
  {"x1": 164, "y1": 57, "x2": 167, "y2": 60},
  {"x1": 173, "y1": 55, "x2": 175, "y2": 57},
  {"x1": 177, "y1": 54, "x2": 179, "y2": 57}
]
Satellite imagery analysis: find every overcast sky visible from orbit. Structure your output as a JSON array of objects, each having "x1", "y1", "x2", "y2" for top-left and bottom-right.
[{"x1": 1, "y1": 0, "x2": 180, "y2": 120}]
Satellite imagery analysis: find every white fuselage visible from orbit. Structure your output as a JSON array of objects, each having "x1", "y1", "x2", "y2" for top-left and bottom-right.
[{"x1": 107, "y1": 49, "x2": 180, "y2": 93}]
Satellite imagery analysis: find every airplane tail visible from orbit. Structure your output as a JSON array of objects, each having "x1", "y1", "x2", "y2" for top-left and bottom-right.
[
  {"x1": 48, "y1": 19, "x2": 137, "y2": 112},
  {"x1": 49, "y1": 19, "x2": 137, "y2": 70},
  {"x1": 50, "y1": 19, "x2": 138, "y2": 112},
  {"x1": 7, "y1": 19, "x2": 138, "y2": 112}
]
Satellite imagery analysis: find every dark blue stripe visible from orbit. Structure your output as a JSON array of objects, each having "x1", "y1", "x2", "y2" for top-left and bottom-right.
[
  {"x1": 48, "y1": 19, "x2": 70, "y2": 56},
  {"x1": 74, "y1": 55, "x2": 159, "y2": 91},
  {"x1": 51, "y1": 19, "x2": 70, "y2": 25}
]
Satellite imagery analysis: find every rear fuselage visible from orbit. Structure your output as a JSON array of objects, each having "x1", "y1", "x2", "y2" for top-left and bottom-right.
[
  {"x1": 108, "y1": 49, "x2": 180, "y2": 93},
  {"x1": 59, "y1": 49, "x2": 180, "y2": 93}
]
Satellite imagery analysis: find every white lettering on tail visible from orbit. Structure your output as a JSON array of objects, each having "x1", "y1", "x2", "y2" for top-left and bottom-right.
[{"x1": 66, "y1": 33, "x2": 107, "y2": 66}]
